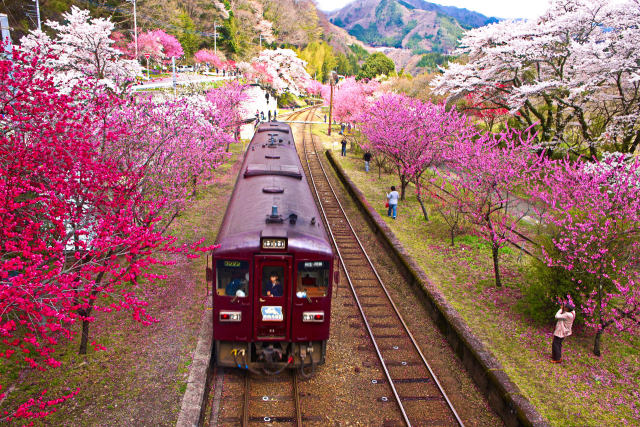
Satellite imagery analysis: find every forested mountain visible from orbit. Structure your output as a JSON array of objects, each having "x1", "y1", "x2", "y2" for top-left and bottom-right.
[
  {"x1": 2, "y1": 0, "x2": 492, "y2": 77},
  {"x1": 328, "y1": 0, "x2": 497, "y2": 54}
]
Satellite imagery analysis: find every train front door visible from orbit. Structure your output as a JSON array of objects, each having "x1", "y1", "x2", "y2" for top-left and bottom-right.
[{"x1": 254, "y1": 255, "x2": 292, "y2": 340}]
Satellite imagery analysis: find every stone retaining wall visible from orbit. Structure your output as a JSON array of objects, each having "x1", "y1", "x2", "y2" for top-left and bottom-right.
[
  {"x1": 176, "y1": 295, "x2": 213, "y2": 427},
  {"x1": 326, "y1": 150, "x2": 549, "y2": 427}
]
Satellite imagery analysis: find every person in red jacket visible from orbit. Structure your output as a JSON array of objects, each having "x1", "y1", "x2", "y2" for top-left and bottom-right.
[{"x1": 551, "y1": 302, "x2": 576, "y2": 363}]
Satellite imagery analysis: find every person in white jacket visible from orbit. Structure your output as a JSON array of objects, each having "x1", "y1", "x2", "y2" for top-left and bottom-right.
[{"x1": 551, "y1": 302, "x2": 576, "y2": 363}]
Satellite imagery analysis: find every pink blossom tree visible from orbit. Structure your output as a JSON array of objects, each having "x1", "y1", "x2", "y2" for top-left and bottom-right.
[
  {"x1": 322, "y1": 77, "x2": 379, "y2": 125},
  {"x1": 205, "y1": 81, "x2": 249, "y2": 148},
  {"x1": 152, "y1": 29, "x2": 183, "y2": 59},
  {"x1": 194, "y1": 49, "x2": 224, "y2": 69},
  {"x1": 0, "y1": 42, "x2": 234, "y2": 421},
  {"x1": 134, "y1": 29, "x2": 183, "y2": 63},
  {"x1": 133, "y1": 30, "x2": 163, "y2": 61},
  {"x1": 359, "y1": 93, "x2": 473, "y2": 221},
  {"x1": 439, "y1": 129, "x2": 543, "y2": 287},
  {"x1": 306, "y1": 79, "x2": 323, "y2": 97},
  {"x1": 528, "y1": 154, "x2": 640, "y2": 355}
]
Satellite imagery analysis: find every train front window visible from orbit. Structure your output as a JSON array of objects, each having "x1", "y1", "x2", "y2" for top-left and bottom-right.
[
  {"x1": 216, "y1": 260, "x2": 249, "y2": 297},
  {"x1": 262, "y1": 266, "x2": 285, "y2": 297},
  {"x1": 296, "y1": 261, "x2": 329, "y2": 298}
]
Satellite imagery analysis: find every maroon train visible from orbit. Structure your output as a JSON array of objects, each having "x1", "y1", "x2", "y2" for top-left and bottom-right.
[{"x1": 206, "y1": 121, "x2": 336, "y2": 375}]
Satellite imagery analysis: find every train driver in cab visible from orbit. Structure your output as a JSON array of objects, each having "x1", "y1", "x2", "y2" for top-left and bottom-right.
[
  {"x1": 264, "y1": 272, "x2": 283, "y2": 297},
  {"x1": 226, "y1": 272, "x2": 248, "y2": 297}
]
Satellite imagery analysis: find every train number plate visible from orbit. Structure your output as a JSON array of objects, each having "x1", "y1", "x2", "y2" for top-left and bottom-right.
[
  {"x1": 261, "y1": 306, "x2": 283, "y2": 321},
  {"x1": 261, "y1": 237, "x2": 287, "y2": 250}
]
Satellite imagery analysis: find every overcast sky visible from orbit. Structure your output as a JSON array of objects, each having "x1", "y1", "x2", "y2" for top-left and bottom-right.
[{"x1": 314, "y1": 0, "x2": 552, "y2": 20}]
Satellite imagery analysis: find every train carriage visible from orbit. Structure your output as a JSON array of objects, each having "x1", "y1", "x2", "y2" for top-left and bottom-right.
[{"x1": 207, "y1": 121, "x2": 336, "y2": 375}]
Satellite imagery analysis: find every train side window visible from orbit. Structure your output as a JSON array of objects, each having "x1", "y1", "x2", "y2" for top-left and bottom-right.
[
  {"x1": 296, "y1": 261, "x2": 329, "y2": 298},
  {"x1": 216, "y1": 260, "x2": 249, "y2": 297}
]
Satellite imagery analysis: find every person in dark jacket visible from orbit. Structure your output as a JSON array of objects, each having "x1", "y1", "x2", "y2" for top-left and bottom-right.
[
  {"x1": 264, "y1": 273, "x2": 283, "y2": 297},
  {"x1": 341, "y1": 139, "x2": 347, "y2": 156},
  {"x1": 363, "y1": 151, "x2": 372, "y2": 172}
]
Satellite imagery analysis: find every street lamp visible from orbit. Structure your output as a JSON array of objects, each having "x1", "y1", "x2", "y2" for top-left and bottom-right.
[{"x1": 213, "y1": 22, "x2": 219, "y2": 54}]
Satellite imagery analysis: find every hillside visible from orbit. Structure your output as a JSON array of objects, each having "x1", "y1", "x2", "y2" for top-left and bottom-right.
[
  {"x1": 2, "y1": 0, "x2": 322, "y2": 60},
  {"x1": 327, "y1": 0, "x2": 497, "y2": 54}
]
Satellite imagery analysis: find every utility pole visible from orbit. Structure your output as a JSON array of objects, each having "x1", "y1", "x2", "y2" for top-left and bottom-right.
[
  {"x1": 132, "y1": 0, "x2": 138, "y2": 60},
  {"x1": 259, "y1": 34, "x2": 262, "y2": 49},
  {"x1": 328, "y1": 71, "x2": 336, "y2": 136},
  {"x1": 34, "y1": 0, "x2": 42, "y2": 32},
  {"x1": 213, "y1": 22, "x2": 218, "y2": 54},
  {"x1": 172, "y1": 56, "x2": 177, "y2": 97}
]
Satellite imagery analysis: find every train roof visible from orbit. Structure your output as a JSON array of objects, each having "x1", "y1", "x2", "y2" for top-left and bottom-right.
[{"x1": 214, "y1": 122, "x2": 333, "y2": 258}]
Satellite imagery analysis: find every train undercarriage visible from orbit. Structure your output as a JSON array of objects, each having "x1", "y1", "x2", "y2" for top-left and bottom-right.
[{"x1": 215, "y1": 340, "x2": 326, "y2": 377}]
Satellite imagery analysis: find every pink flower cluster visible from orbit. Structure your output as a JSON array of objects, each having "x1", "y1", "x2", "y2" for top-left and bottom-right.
[{"x1": 0, "y1": 44, "x2": 243, "y2": 421}]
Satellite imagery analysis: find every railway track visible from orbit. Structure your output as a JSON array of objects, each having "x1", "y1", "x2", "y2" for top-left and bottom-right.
[
  {"x1": 208, "y1": 368, "x2": 303, "y2": 426},
  {"x1": 294, "y1": 108, "x2": 464, "y2": 426}
]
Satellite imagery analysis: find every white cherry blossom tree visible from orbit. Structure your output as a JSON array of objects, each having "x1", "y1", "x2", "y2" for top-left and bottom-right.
[
  {"x1": 20, "y1": 6, "x2": 141, "y2": 92},
  {"x1": 250, "y1": 48, "x2": 311, "y2": 96},
  {"x1": 432, "y1": 0, "x2": 640, "y2": 156}
]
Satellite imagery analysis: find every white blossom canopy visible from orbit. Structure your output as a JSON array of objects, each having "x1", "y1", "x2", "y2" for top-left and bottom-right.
[{"x1": 432, "y1": 0, "x2": 640, "y2": 155}]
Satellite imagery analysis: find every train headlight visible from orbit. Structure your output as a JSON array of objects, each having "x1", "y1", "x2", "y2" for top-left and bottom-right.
[
  {"x1": 219, "y1": 311, "x2": 242, "y2": 322},
  {"x1": 302, "y1": 311, "x2": 324, "y2": 322}
]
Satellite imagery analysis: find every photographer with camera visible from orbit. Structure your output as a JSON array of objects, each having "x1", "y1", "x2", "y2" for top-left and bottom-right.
[{"x1": 551, "y1": 301, "x2": 576, "y2": 363}]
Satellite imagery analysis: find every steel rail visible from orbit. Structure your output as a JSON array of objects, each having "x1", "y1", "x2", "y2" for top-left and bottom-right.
[
  {"x1": 297, "y1": 108, "x2": 464, "y2": 427},
  {"x1": 293, "y1": 371, "x2": 303, "y2": 426},
  {"x1": 242, "y1": 372, "x2": 250, "y2": 427},
  {"x1": 240, "y1": 370, "x2": 302, "y2": 426}
]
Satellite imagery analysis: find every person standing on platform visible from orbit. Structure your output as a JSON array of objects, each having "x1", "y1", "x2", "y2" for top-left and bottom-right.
[
  {"x1": 341, "y1": 139, "x2": 347, "y2": 156},
  {"x1": 268, "y1": 110, "x2": 272, "y2": 121}
]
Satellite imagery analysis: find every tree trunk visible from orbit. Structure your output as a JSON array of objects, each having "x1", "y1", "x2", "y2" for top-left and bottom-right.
[
  {"x1": 593, "y1": 329, "x2": 603, "y2": 356},
  {"x1": 492, "y1": 243, "x2": 502, "y2": 287},
  {"x1": 79, "y1": 317, "x2": 90, "y2": 355},
  {"x1": 415, "y1": 191, "x2": 429, "y2": 221},
  {"x1": 400, "y1": 177, "x2": 408, "y2": 201},
  {"x1": 450, "y1": 228, "x2": 455, "y2": 247}
]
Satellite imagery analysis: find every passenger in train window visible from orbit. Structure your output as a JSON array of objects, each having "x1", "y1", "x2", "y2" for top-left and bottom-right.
[
  {"x1": 264, "y1": 272, "x2": 283, "y2": 297},
  {"x1": 226, "y1": 272, "x2": 248, "y2": 297}
]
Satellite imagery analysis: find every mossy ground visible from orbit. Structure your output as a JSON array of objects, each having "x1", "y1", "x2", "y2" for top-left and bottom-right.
[{"x1": 312, "y1": 123, "x2": 640, "y2": 426}]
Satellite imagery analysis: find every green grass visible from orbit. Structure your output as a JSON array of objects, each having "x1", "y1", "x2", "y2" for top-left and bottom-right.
[{"x1": 329, "y1": 146, "x2": 640, "y2": 426}]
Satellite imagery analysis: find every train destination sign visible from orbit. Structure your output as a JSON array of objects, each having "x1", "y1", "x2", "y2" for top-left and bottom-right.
[
  {"x1": 261, "y1": 237, "x2": 287, "y2": 250},
  {"x1": 261, "y1": 306, "x2": 284, "y2": 321}
]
